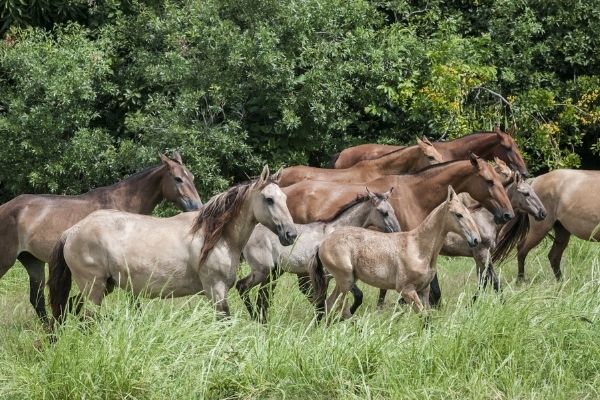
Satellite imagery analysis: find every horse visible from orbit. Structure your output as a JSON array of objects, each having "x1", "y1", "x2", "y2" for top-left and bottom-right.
[
  {"x1": 0, "y1": 152, "x2": 201, "y2": 322},
  {"x1": 237, "y1": 187, "x2": 401, "y2": 322},
  {"x1": 48, "y1": 166, "x2": 297, "y2": 322},
  {"x1": 332, "y1": 126, "x2": 529, "y2": 177},
  {"x1": 440, "y1": 169, "x2": 546, "y2": 298},
  {"x1": 284, "y1": 155, "x2": 514, "y2": 306},
  {"x1": 493, "y1": 169, "x2": 600, "y2": 282},
  {"x1": 309, "y1": 186, "x2": 480, "y2": 320},
  {"x1": 278, "y1": 137, "x2": 442, "y2": 187}
]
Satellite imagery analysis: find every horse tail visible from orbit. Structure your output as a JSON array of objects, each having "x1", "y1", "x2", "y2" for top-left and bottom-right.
[
  {"x1": 307, "y1": 248, "x2": 327, "y2": 310},
  {"x1": 329, "y1": 152, "x2": 341, "y2": 168},
  {"x1": 48, "y1": 236, "x2": 71, "y2": 323},
  {"x1": 492, "y1": 212, "x2": 530, "y2": 264}
]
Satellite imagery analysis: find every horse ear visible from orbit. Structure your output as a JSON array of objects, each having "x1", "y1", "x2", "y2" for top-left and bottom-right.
[
  {"x1": 514, "y1": 171, "x2": 522, "y2": 183},
  {"x1": 469, "y1": 153, "x2": 481, "y2": 168},
  {"x1": 259, "y1": 165, "x2": 270, "y2": 183},
  {"x1": 447, "y1": 185, "x2": 456, "y2": 201},
  {"x1": 365, "y1": 186, "x2": 377, "y2": 201},
  {"x1": 380, "y1": 186, "x2": 394, "y2": 200},
  {"x1": 422, "y1": 136, "x2": 433, "y2": 146},
  {"x1": 507, "y1": 124, "x2": 515, "y2": 135},
  {"x1": 160, "y1": 153, "x2": 173, "y2": 167},
  {"x1": 271, "y1": 167, "x2": 284, "y2": 184},
  {"x1": 494, "y1": 157, "x2": 507, "y2": 168},
  {"x1": 171, "y1": 151, "x2": 183, "y2": 164},
  {"x1": 416, "y1": 137, "x2": 425, "y2": 146}
]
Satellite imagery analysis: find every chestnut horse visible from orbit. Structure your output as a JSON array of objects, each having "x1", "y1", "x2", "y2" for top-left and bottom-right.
[
  {"x1": 278, "y1": 137, "x2": 442, "y2": 187},
  {"x1": 0, "y1": 152, "x2": 201, "y2": 321},
  {"x1": 309, "y1": 186, "x2": 481, "y2": 319},
  {"x1": 284, "y1": 155, "x2": 514, "y2": 306},
  {"x1": 494, "y1": 169, "x2": 600, "y2": 281},
  {"x1": 332, "y1": 127, "x2": 529, "y2": 177}
]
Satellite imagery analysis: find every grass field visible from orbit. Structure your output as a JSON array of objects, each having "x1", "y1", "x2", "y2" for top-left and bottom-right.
[{"x1": 0, "y1": 237, "x2": 599, "y2": 399}]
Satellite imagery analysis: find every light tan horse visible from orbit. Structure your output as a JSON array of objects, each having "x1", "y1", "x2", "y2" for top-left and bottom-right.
[
  {"x1": 494, "y1": 169, "x2": 600, "y2": 281},
  {"x1": 309, "y1": 186, "x2": 480, "y2": 319},
  {"x1": 441, "y1": 169, "x2": 546, "y2": 295},
  {"x1": 0, "y1": 152, "x2": 201, "y2": 321},
  {"x1": 48, "y1": 166, "x2": 297, "y2": 321},
  {"x1": 332, "y1": 127, "x2": 529, "y2": 177},
  {"x1": 278, "y1": 137, "x2": 442, "y2": 187},
  {"x1": 238, "y1": 188, "x2": 400, "y2": 322}
]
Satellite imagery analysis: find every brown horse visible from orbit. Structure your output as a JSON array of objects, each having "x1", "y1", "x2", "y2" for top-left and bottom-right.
[
  {"x1": 494, "y1": 169, "x2": 600, "y2": 281},
  {"x1": 278, "y1": 137, "x2": 442, "y2": 187},
  {"x1": 0, "y1": 152, "x2": 201, "y2": 321},
  {"x1": 284, "y1": 155, "x2": 514, "y2": 226},
  {"x1": 284, "y1": 155, "x2": 514, "y2": 306},
  {"x1": 332, "y1": 127, "x2": 529, "y2": 177},
  {"x1": 309, "y1": 186, "x2": 481, "y2": 319}
]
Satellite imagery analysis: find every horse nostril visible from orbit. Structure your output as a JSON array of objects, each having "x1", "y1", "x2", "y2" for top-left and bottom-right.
[
  {"x1": 503, "y1": 213, "x2": 512, "y2": 222},
  {"x1": 473, "y1": 237, "x2": 479, "y2": 246}
]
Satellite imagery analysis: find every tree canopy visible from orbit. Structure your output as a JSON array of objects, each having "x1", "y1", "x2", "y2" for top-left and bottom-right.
[{"x1": 1, "y1": 0, "x2": 599, "y2": 202}]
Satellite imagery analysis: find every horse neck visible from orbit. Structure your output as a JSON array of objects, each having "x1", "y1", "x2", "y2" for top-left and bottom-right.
[
  {"x1": 412, "y1": 162, "x2": 474, "y2": 206},
  {"x1": 84, "y1": 165, "x2": 165, "y2": 214},
  {"x1": 222, "y1": 198, "x2": 258, "y2": 257},
  {"x1": 326, "y1": 200, "x2": 372, "y2": 229},
  {"x1": 438, "y1": 133, "x2": 498, "y2": 159},
  {"x1": 366, "y1": 147, "x2": 417, "y2": 174},
  {"x1": 410, "y1": 201, "x2": 451, "y2": 262}
]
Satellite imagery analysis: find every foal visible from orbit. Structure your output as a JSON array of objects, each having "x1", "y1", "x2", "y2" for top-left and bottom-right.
[
  {"x1": 238, "y1": 188, "x2": 401, "y2": 321},
  {"x1": 310, "y1": 186, "x2": 480, "y2": 319}
]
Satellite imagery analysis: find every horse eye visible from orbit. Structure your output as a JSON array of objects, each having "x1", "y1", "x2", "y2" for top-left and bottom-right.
[
  {"x1": 174, "y1": 176, "x2": 184, "y2": 183},
  {"x1": 455, "y1": 213, "x2": 463, "y2": 218},
  {"x1": 382, "y1": 211, "x2": 389, "y2": 217},
  {"x1": 428, "y1": 156, "x2": 435, "y2": 160},
  {"x1": 486, "y1": 180, "x2": 494, "y2": 185},
  {"x1": 266, "y1": 197, "x2": 274, "y2": 205},
  {"x1": 523, "y1": 191, "x2": 530, "y2": 197}
]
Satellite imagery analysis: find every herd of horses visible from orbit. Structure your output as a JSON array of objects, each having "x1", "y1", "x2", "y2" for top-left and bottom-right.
[{"x1": 0, "y1": 127, "x2": 598, "y2": 328}]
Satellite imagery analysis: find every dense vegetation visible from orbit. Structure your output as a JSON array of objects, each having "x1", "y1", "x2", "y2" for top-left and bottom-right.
[{"x1": 1, "y1": 0, "x2": 599, "y2": 201}]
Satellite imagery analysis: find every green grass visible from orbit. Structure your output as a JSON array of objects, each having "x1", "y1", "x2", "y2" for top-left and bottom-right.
[{"x1": 0, "y1": 237, "x2": 599, "y2": 399}]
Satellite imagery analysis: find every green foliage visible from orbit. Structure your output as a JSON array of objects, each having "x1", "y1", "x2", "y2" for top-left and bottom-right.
[{"x1": 1, "y1": 0, "x2": 599, "y2": 200}]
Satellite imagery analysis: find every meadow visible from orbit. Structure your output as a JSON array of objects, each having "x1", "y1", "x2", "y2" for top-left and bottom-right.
[{"x1": 0, "y1": 237, "x2": 599, "y2": 399}]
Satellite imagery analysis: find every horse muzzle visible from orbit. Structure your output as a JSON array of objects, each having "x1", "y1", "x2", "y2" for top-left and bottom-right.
[
  {"x1": 494, "y1": 210, "x2": 514, "y2": 224},
  {"x1": 278, "y1": 226, "x2": 298, "y2": 246},
  {"x1": 535, "y1": 209, "x2": 547, "y2": 221},
  {"x1": 385, "y1": 220, "x2": 402, "y2": 233},
  {"x1": 467, "y1": 235, "x2": 480, "y2": 248},
  {"x1": 182, "y1": 198, "x2": 201, "y2": 211}
]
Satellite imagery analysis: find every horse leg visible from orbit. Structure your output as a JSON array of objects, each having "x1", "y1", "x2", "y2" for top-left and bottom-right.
[
  {"x1": 400, "y1": 289, "x2": 424, "y2": 314},
  {"x1": 205, "y1": 279, "x2": 231, "y2": 318},
  {"x1": 256, "y1": 267, "x2": 283, "y2": 323},
  {"x1": 236, "y1": 270, "x2": 266, "y2": 320},
  {"x1": 18, "y1": 253, "x2": 48, "y2": 322},
  {"x1": 297, "y1": 274, "x2": 312, "y2": 298},
  {"x1": 428, "y1": 274, "x2": 442, "y2": 307},
  {"x1": 517, "y1": 218, "x2": 553, "y2": 281},
  {"x1": 377, "y1": 289, "x2": 388, "y2": 308},
  {"x1": 349, "y1": 284, "x2": 363, "y2": 315},
  {"x1": 548, "y1": 222, "x2": 570, "y2": 281}
]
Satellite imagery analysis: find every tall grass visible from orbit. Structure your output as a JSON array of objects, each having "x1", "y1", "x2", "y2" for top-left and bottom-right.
[{"x1": 0, "y1": 238, "x2": 599, "y2": 399}]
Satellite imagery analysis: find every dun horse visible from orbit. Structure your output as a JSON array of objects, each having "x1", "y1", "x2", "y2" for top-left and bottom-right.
[
  {"x1": 0, "y1": 152, "x2": 200, "y2": 321},
  {"x1": 284, "y1": 155, "x2": 514, "y2": 306},
  {"x1": 332, "y1": 127, "x2": 528, "y2": 177},
  {"x1": 441, "y1": 167, "x2": 546, "y2": 296},
  {"x1": 278, "y1": 137, "x2": 442, "y2": 187},
  {"x1": 309, "y1": 186, "x2": 480, "y2": 319},
  {"x1": 48, "y1": 166, "x2": 297, "y2": 322},
  {"x1": 494, "y1": 169, "x2": 600, "y2": 281},
  {"x1": 237, "y1": 188, "x2": 401, "y2": 322}
]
